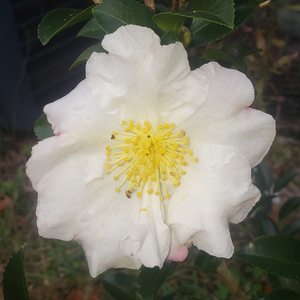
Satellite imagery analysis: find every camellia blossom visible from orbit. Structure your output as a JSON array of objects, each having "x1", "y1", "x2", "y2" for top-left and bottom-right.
[{"x1": 26, "y1": 25, "x2": 275, "y2": 277}]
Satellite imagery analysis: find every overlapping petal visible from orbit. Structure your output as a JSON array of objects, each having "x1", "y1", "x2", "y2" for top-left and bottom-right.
[
  {"x1": 26, "y1": 25, "x2": 275, "y2": 278},
  {"x1": 168, "y1": 144, "x2": 260, "y2": 258},
  {"x1": 179, "y1": 62, "x2": 276, "y2": 167},
  {"x1": 86, "y1": 25, "x2": 209, "y2": 128}
]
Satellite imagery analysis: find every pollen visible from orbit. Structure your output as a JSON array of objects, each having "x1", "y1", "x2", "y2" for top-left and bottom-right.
[{"x1": 105, "y1": 121, "x2": 198, "y2": 200}]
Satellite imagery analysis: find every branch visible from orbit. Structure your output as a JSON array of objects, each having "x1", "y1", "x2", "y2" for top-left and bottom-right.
[
  {"x1": 92, "y1": 0, "x2": 102, "y2": 3},
  {"x1": 144, "y1": 0, "x2": 155, "y2": 11},
  {"x1": 216, "y1": 261, "x2": 250, "y2": 300},
  {"x1": 172, "y1": 0, "x2": 179, "y2": 13}
]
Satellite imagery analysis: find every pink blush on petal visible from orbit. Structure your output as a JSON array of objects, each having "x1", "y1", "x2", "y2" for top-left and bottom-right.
[{"x1": 167, "y1": 244, "x2": 189, "y2": 262}]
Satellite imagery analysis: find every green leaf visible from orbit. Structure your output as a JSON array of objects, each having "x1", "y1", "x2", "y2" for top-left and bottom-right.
[
  {"x1": 153, "y1": 13, "x2": 185, "y2": 33},
  {"x1": 102, "y1": 272, "x2": 136, "y2": 300},
  {"x1": 34, "y1": 114, "x2": 54, "y2": 141},
  {"x1": 279, "y1": 197, "x2": 300, "y2": 220},
  {"x1": 281, "y1": 220, "x2": 300, "y2": 237},
  {"x1": 253, "y1": 162, "x2": 273, "y2": 195},
  {"x1": 161, "y1": 31, "x2": 178, "y2": 45},
  {"x1": 186, "y1": 0, "x2": 234, "y2": 28},
  {"x1": 70, "y1": 43, "x2": 106, "y2": 70},
  {"x1": 188, "y1": 56, "x2": 211, "y2": 70},
  {"x1": 38, "y1": 5, "x2": 96, "y2": 45},
  {"x1": 137, "y1": 262, "x2": 175, "y2": 300},
  {"x1": 236, "y1": 236, "x2": 300, "y2": 280},
  {"x1": 2, "y1": 244, "x2": 31, "y2": 300},
  {"x1": 268, "y1": 273, "x2": 283, "y2": 291},
  {"x1": 222, "y1": 43, "x2": 261, "y2": 57},
  {"x1": 189, "y1": 0, "x2": 258, "y2": 47},
  {"x1": 273, "y1": 172, "x2": 298, "y2": 193},
  {"x1": 190, "y1": 20, "x2": 231, "y2": 47},
  {"x1": 77, "y1": 18, "x2": 106, "y2": 39},
  {"x1": 93, "y1": 0, "x2": 159, "y2": 34},
  {"x1": 194, "y1": 250, "x2": 222, "y2": 274},
  {"x1": 202, "y1": 49, "x2": 247, "y2": 72},
  {"x1": 253, "y1": 214, "x2": 278, "y2": 236},
  {"x1": 262, "y1": 289, "x2": 300, "y2": 300}
]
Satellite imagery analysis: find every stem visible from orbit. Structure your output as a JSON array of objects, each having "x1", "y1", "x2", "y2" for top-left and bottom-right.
[
  {"x1": 92, "y1": 0, "x2": 102, "y2": 3},
  {"x1": 172, "y1": 0, "x2": 179, "y2": 13},
  {"x1": 144, "y1": 0, "x2": 155, "y2": 11},
  {"x1": 216, "y1": 261, "x2": 249, "y2": 300}
]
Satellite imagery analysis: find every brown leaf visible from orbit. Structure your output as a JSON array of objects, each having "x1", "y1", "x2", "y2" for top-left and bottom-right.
[{"x1": 0, "y1": 195, "x2": 13, "y2": 211}]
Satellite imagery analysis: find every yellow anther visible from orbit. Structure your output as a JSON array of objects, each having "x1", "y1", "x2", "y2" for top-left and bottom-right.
[
  {"x1": 106, "y1": 163, "x2": 111, "y2": 169},
  {"x1": 147, "y1": 189, "x2": 153, "y2": 194},
  {"x1": 170, "y1": 123, "x2": 175, "y2": 128},
  {"x1": 188, "y1": 150, "x2": 193, "y2": 156},
  {"x1": 166, "y1": 131, "x2": 171, "y2": 137},
  {"x1": 107, "y1": 157, "x2": 111, "y2": 161},
  {"x1": 193, "y1": 158, "x2": 198, "y2": 162},
  {"x1": 114, "y1": 176, "x2": 118, "y2": 180},
  {"x1": 144, "y1": 121, "x2": 150, "y2": 127},
  {"x1": 181, "y1": 149, "x2": 186, "y2": 154},
  {"x1": 173, "y1": 181, "x2": 181, "y2": 188},
  {"x1": 136, "y1": 183, "x2": 140, "y2": 187},
  {"x1": 138, "y1": 160, "x2": 142, "y2": 165},
  {"x1": 126, "y1": 176, "x2": 130, "y2": 180},
  {"x1": 176, "y1": 175, "x2": 180, "y2": 180},
  {"x1": 124, "y1": 147, "x2": 129, "y2": 153},
  {"x1": 169, "y1": 161, "x2": 174, "y2": 167},
  {"x1": 177, "y1": 130, "x2": 185, "y2": 138},
  {"x1": 129, "y1": 120, "x2": 134, "y2": 125},
  {"x1": 155, "y1": 192, "x2": 159, "y2": 196},
  {"x1": 124, "y1": 157, "x2": 129, "y2": 162},
  {"x1": 185, "y1": 142, "x2": 189, "y2": 146},
  {"x1": 164, "y1": 124, "x2": 169, "y2": 128},
  {"x1": 115, "y1": 187, "x2": 120, "y2": 193},
  {"x1": 133, "y1": 171, "x2": 137, "y2": 175},
  {"x1": 136, "y1": 124, "x2": 140, "y2": 130},
  {"x1": 131, "y1": 178, "x2": 135, "y2": 183},
  {"x1": 128, "y1": 125, "x2": 133, "y2": 131},
  {"x1": 105, "y1": 170, "x2": 109, "y2": 175},
  {"x1": 125, "y1": 128, "x2": 129, "y2": 132},
  {"x1": 136, "y1": 135, "x2": 140, "y2": 140},
  {"x1": 180, "y1": 160, "x2": 185, "y2": 165},
  {"x1": 151, "y1": 177, "x2": 155, "y2": 181},
  {"x1": 142, "y1": 177, "x2": 148, "y2": 182},
  {"x1": 121, "y1": 121, "x2": 126, "y2": 125},
  {"x1": 174, "y1": 153, "x2": 178, "y2": 159},
  {"x1": 181, "y1": 171, "x2": 186, "y2": 175},
  {"x1": 184, "y1": 162, "x2": 188, "y2": 166},
  {"x1": 106, "y1": 146, "x2": 110, "y2": 150},
  {"x1": 132, "y1": 166, "x2": 137, "y2": 171},
  {"x1": 162, "y1": 177, "x2": 166, "y2": 181},
  {"x1": 158, "y1": 124, "x2": 163, "y2": 130},
  {"x1": 166, "y1": 194, "x2": 171, "y2": 199},
  {"x1": 160, "y1": 196, "x2": 164, "y2": 201},
  {"x1": 106, "y1": 150, "x2": 111, "y2": 156},
  {"x1": 162, "y1": 170, "x2": 166, "y2": 175},
  {"x1": 126, "y1": 171, "x2": 131, "y2": 176},
  {"x1": 133, "y1": 140, "x2": 138, "y2": 146},
  {"x1": 117, "y1": 162, "x2": 122, "y2": 166},
  {"x1": 126, "y1": 139, "x2": 130, "y2": 144},
  {"x1": 137, "y1": 192, "x2": 142, "y2": 199}
]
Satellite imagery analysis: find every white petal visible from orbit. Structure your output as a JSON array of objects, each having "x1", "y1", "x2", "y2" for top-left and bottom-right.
[
  {"x1": 44, "y1": 80, "x2": 121, "y2": 141},
  {"x1": 86, "y1": 25, "x2": 208, "y2": 127},
  {"x1": 27, "y1": 141, "x2": 146, "y2": 277},
  {"x1": 179, "y1": 62, "x2": 275, "y2": 167},
  {"x1": 168, "y1": 144, "x2": 260, "y2": 258},
  {"x1": 120, "y1": 192, "x2": 171, "y2": 268}
]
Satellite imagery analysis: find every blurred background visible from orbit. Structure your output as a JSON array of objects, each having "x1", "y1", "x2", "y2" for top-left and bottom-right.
[{"x1": 0, "y1": 0, "x2": 300, "y2": 299}]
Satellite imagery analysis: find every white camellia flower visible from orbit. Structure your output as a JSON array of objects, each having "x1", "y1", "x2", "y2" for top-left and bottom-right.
[{"x1": 26, "y1": 25, "x2": 275, "y2": 277}]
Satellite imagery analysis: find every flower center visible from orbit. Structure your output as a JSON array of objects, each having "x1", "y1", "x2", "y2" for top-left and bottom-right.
[{"x1": 105, "y1": 121, "x2": 198, "y2": 200}]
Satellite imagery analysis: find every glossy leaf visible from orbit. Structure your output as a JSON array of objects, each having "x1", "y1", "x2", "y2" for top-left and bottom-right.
[
  {"x1": 186, "y1": 0, "x2": 234, "y2": 28},
  {"x1": 253, "y1": 214, "x2": 278, "y2": 236},
  {"x1": 77, "y1": 18, "x2": 106, "y2": 39},
  {"x1": 70, "y1": 43, "x2": 106, "y2": 70},
  {"x1": 161, "y1": 31, "x2": 178, "y2": 45},
  {"x1": 253, "y1": 162, "x2": 273, "y2": 195},
  {"x1": 188, "y1": 56, "x2": 211, "y2": 70},
  {"x1": 194, "y1": 250, "x2": 222, "y2": 274},
  {"x1": 93, "y1": 0, "x2": 159, "y2": 34},
  {"x1": 137, "y1": 262, "x2": 175, "y2": 300},
  {"x1": 262, "y1": 289, "x2": 300, "y2": 300},
  {"x1": 38, "y1": 5, "x2": 96, "y2": 45},
  {"x1": 153, "y1": 13, "x2": 185, "y2": 33},
  {"x1": 273, "y1": 172, "x2": 298, "y2": 193},
  {"x1": 236, "y1": 236, "x2": 300, "y2": 280},
  {"x1": 102, "y1": 272, "x2": 136, "y2": 300},
  {"x1": 281, "y1": 220, "x2": 300, "y2": 237},
  {"x1": 189, "y1": 0, "x2": 259, "y2": 47},
  {"x1": 202, "y1": 49, "x2": 247, "y2": 72},
  {"x1": 222, "y1": 43, "x2": 261, "y2": 57},
  {"x1": 268, "y1": 273, "x2": 282, "y2": 291},
  {"x1": 34, "y1": 114, "x2": 54, "y2": 141},
  {"x1": 2, "y1": 244, "x2": 31, "y2": 300},
  {"x1": 251, "y1": 195, "x2": 275, "y2": 213},
  {"x1": 279, "y1": 197, "x2": 300, "y2": 220}
]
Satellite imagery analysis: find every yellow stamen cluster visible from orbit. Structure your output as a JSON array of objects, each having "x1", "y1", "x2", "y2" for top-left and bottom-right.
[{"x1": 105, "y1": 121, "x2": 198, "y2": 200}]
